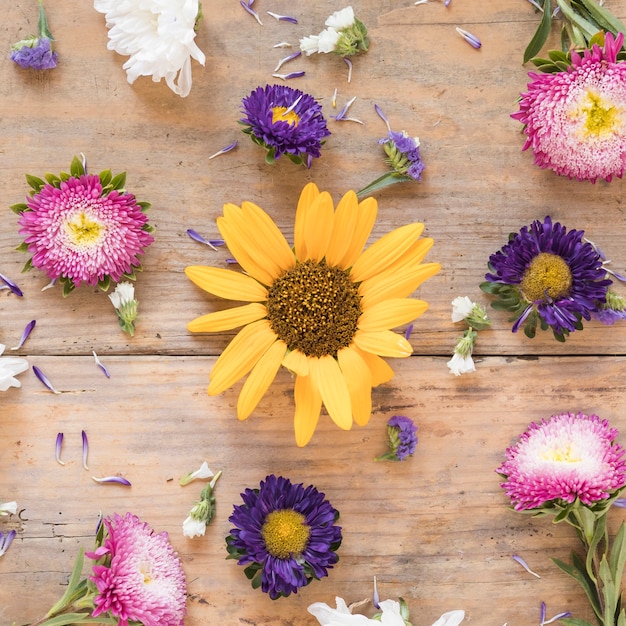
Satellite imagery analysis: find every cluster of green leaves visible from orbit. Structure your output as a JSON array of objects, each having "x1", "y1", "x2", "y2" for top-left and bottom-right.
[
  {"x1": 334, "y1": 18, "x2": 369, "y2": 57},
  {"x1": 9, "y1": 155, "x2": 154, "y2": 297},
  {"x1": 524, "y1": 0, "x2": 626, "y2": 66}
]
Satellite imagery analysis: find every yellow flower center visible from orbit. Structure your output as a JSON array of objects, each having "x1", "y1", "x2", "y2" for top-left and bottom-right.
[
  {"x1": 139, "y1": 562, "x2": 153, "y2": 585},
  {"x1": 542, "y1": 444, "x2": 581, "y2": 464},
  {"x1": 577, "y1": 89, "x2": 620, "y2": 139},
  {"x1": 261, "y1": 509, "x2": 311, "y2": 559},
  {"x1": 272, "y1": 106, "x2": 300, "y2": 126},
  {"x1": 64, "y1": 211, "x2": 104, "y2": 246},
  {"x1": 266, "y1": 260, "x2": 361, "y2": 358},
  {"x1": 520, "y1": 252, "x2": 573, "y2": 302}
]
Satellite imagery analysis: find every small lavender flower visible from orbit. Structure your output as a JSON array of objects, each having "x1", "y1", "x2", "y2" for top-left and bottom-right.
[
  {"x1": 592, "y1": 290, "x2": 626, "y2": 325},
  {"x1": 376, "y1": 415, "x2": 418, "y2": 461},
  {"x1": 10, "y1": 1, "x2": 57, "y2": 70}
]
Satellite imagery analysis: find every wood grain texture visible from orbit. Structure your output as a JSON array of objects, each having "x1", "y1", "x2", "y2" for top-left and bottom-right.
[{"x1": 2, "y1": 0, "x2": 626, "y2": 624}]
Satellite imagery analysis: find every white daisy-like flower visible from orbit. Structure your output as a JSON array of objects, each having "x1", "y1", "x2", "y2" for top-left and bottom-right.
[
  {"x1": 299, "y1": 34, "x2": 321, "y2": 55},
  {"x1": 0, "y1": 344, "x2": 28, "y2": 391},
  {"x1": 451, "y1": 295, "x2": 475, "y2": 322},
  {"x1": 325, "y1": 6, "x2": 355, "y2": 30},
  {"x1": 317, "y1": 28, "x2": 341, "y2": 53},
  {"x1": 93, "y1": 0, "x2": 206, "y2": 97}
]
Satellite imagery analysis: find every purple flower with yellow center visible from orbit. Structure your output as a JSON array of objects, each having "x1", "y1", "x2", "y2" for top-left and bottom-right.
[
  {"x1": 86, "y1": 512, "x2": 186, "y2": 625},
  {"x1": 10, "y1": 0, "x2": 57, "y2": 70},
  {"x1": 226, "y1": 474, "x2": 342, "y2": 599},
  {"x1": 481, "y1": 217, "x2": 611, "y2": 341},
  {"x1": 512, "y1": 31, "x2": 626, "y2": 182},
  {"x1": 497, "y1": 412, "x2": 626, "y2": 511},
  {"x1": 240, "y1": 84, "x2": 330, "y2": 167},
  {"x1": 12, "y1": 156, "x2": 154, "y2": 295}
]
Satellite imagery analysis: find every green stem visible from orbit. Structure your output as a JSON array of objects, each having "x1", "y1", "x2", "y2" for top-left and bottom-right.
[{"x1": 356, "y1": 172, "x2": 413, "y2": 198}]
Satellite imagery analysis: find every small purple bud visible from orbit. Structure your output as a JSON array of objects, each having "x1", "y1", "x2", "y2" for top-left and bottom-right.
[
  {"x1": 455, "y1": 27, "x2": 481, "y2": 49},
  {"x1": 55, "y1": 432, "x2": 65, "y2": 465},
  {"x1": 33, "y1": 365, "x2": 60, "y2": 394},
  {"x1": 82, "y1": 430, "x2": 89, "y2": 470},
  {"x1": 0, "y1": 273, "x2": 24, "y2": 297},
  {"x1": 12, "y1": 320, "x2": 36, "y2": 350},
  {"x1": 91, "y1": 475, "x2": 132, "y2": 486}
]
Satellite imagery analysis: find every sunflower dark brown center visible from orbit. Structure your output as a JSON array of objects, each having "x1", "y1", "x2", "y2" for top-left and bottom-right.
[
  {"x1": 266, "y1": 260, "x2": 361, "y2": 358},
  {"x1": 520, "y1": 252, "x2": 573, "y2": 302},
  {"x1": 261, "y1": 509, "x2": 310, "y2": 559}
]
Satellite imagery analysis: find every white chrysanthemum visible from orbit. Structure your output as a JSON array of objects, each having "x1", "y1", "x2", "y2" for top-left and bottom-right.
[
  {"x1": 0, "y1": 345, "x2": 28, "y2": 391},
  {"x1": 93, "y1": 0, "x2": 206, "y2": 97},
  {"x1": 325, "y1": 6, "x2": 355, "y2": 30}
]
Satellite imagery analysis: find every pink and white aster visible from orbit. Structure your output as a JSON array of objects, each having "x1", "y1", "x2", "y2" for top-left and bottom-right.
[
  {"x1": 13, "y1": 157, "x2": 154, "y2": 295},
  {"x1": 512, "y1": 32, "x2": 626, "y2": 182},
  {"x1": 94, "y1": 0, "x2": 205, "y2": 97},
  {"x1": 498, "y1": 412, "x2": 626, "y2": 511},
  {"x1": 87, "y1": 512, "x2": 187, "y2": 626}
]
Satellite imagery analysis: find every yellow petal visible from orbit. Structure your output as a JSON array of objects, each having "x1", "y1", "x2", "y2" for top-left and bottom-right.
[
  {"x1": 360, "y1": 263, "x2": 441, "y2": 308},
  {"x1": 294, "y1": 182, "x2": 320, "y2": 261},
  {"x1": 358, "y1": 299, "x2": 429, "y2": 332},
  {"x1": 219, "y1": 208, "x2": 284, "y2": 281},
  {"x1": 309, "y1": 355, "x2": 352, "y2": 430},
  {"x1": 303, "y1": 191, "x2": 334, "y2": 262},
  {"x1": 337, "y1": 346, "x2": 372, "y2": 426},
  {"x1": 337, "y1": 196, "x2": 378, "y2": 269},
  {"x1": 354, "y1": 346, "x2": 395, "y2": 386},
  {"x1": 217, "y1": 217, "x2": 276, "y2": 287},
  {"x1": 185, "y1": 266, "x2": 268, "y2": 301},
  {"x1": 208, "y1": 320, "x2": 277, "y2": 395},
  {"x1": 282, "y1": 349, "x2": 310, "y2": 376},
  {"x1": 294, "y1": 374, "x2": 321, "y2": 447},
  {"x1": 237, "y1": 339, "x2": 287, "y2": 420},
  {"x1": 350, "y1": 223, "x2": 426, "y2": 283},
  {"x1": 188, "y1": 303, "x2": 267, "y2": 333},
  {"x1": 353, "y1": 329, "x2": 413, "y2": 358},
  {"x1": 241, "y1": 202, "x2": 296, "y2": 273},
  {"x1": 325, "y1": 190, "x2": 358, "y2": 267}
]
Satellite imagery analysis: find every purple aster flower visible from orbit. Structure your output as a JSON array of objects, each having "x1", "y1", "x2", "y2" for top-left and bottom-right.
[
  {"x1": 481, "y1": 217, "x2": 611, "y2": 341},
  {"x1": 11, "y1": 36, "x2": 57, "y2": 70},
  {"x1": 240, "y1": 84, "x2": 331, "y2": 167},
  {"x1": 512, "y1": 32, "x2": 626, "y2": 183},
  {"x1": 377, "y1": 415, "x2": 418, "y2": 461},
  {"x1": 226, "y1": 474, "x2": 342, "y2": 599},
  {"x1": 11, "y1": 1, "x2": 57, "y2": 70},
  {"x1": 497, "y1": 412, "x2": 626, "y2": 511}
]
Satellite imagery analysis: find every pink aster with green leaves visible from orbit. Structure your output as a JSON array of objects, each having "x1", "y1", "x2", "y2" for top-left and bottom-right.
[
  {"x1": 12, "y1": 155, "x2": 154, "y2": 295},
  {"x1": 498, "y1": 412, "x2": 626, "y2": 511},
  {"x1": 512, "y1": 31, "x2": 626, "y2": 183},
  {"x1": 87, "y1": 512, "x2": 187, "y2": 626}
]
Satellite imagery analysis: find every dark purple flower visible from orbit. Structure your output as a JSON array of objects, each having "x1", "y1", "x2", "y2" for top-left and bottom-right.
[
  {"x1": 11, "y1": 37, "x2": 57, "y2": 70},
  {"x1": 240, "y1": 84, "x2": 331, "y2": 167},
  {"x1": 226, "y1": 474, "x2": 342, "y2": 599},
  {"x1": 387, "y1": 415, "x2": 418, "y2": 460},
  {"x1": 482, "y1": 217, "x2": 611, "y2": 340}
]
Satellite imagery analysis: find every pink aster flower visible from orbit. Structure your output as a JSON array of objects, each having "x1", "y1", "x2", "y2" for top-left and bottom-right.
[
  {"x1": 498, "y1": 412, "x2": 626, "y2": 511},
  {"x1": 512, "y1": 32, "x2": 626, "y2": 183},
  {"x1": 13, "y1": 156, "x2": 154, "y2": 294},
  {"x1": 87, "y1": 512, "x2": 186, "y2": 626}
]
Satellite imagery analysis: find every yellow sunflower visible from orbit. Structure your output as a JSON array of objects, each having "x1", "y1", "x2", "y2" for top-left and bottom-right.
[{"x1": 185, "y1": 183, "x2": 440, "y2": 446}]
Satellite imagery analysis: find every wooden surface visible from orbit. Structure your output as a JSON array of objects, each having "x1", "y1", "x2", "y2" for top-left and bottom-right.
[{"x1": 2, "y1": 1, "x2": 626, "y2": 624}]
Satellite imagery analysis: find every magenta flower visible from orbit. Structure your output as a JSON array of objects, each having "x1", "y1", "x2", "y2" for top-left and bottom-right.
[
  {"x1": 512, "y1": 32, "x2": 626, "y2": 182},
  {"x1": 498, "y1": 412, "x2": 626, "y2": 511},
  {"x1": 13, "y1": 156, "x2": 154, "y2": 295},
  {"x1": 87, "y1": 512, "x2": 186, "y2": 626}
]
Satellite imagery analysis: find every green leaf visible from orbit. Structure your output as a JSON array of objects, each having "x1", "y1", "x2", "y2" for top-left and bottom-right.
[
  {"x1": 578, "y1": 0, "x2": 626, "y2": 36},
  {"x1": 62, "y1": 279, "x2": 75, "y2": 297},
  {"x1": 69, "y1": 156, "x2": 85, "y2": 178},
  {"x1": 15, "y1": 242, "x2": 29, "y2": 253},
  {"x1": 98, "y1": 169, "x2": 112, "y2": 188},
  {"x1": 37, "y1": 615, "x2": 118, "y2": 626},
  {"x1": 560, "y1": 619, "x2": 595, "y2": 626},
  {"x1": 46, "y1": 549, "x2": 85, "y2": 617},
  {"x1": 98, "y1": 275, "x2": 111, "y2": 292},
  {"x1": 553, "y1": 553, "x2": 603, "y2": 620},
  {"x1": 555, "y1": 0, "x2": 600, "y2": 40},
  {"x1": 585, "y1": 512, "x2": 606, "y2": 580},
  {"x1": 524, "y1": 0, "x2": 552, "y2": 63},
  {"x1": 10, "y1": 203, "x2": 29, "y2": 214},
  {"x1": 108, "y1": 172, "x2": 126, "y2": 192},
  {"x1": 599, "y1": 555, "x2": 617, "y2": 626},
  {"x1": 44, "y1": 173, "x2": 61, "y2": 186},
  {"x1": 609, "y1": 522, "x2": 626, "y2": 587},
  {"x1": 25, "y1": 174, "x2": 46, "y2": 192},
  {"x1": 548, "y1": 48, "x2": 570, "y2": 62}
]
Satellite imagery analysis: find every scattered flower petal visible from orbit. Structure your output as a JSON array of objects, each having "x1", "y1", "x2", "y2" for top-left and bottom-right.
[
  {"x1": 241, "y1": 1, "x2": 263, "y2": 25},
  {"x1": 11, "y1": 320, "x2": 36, "y2": 351},
  {"x1": 267, "y1": 11, "x2": 298, "y2": 24},
  {"x1": 179, "y1": 461, "x2": 214, "y2": 486},
  {"x1": 512, "y1": 554, "x2": 541, "y2": 578},
  {"x1": 455, "y1": 27, "x2": 482, "y2": 49},
  {"x1": 55, "y1": 432, "x2": 65, "y2": 466},
  {"x1": 40, "y1": 278, "x2": 56, "y2": 291},
  {"x1": 404, "y1": 324, "x2": 414, "y2": 340},
  {"x1": 332, "y1": 87, "x2": 338, "y2": 107},
  {"x1": 372, "y1": 576, "x2": 380, "y2": 609},
  {"x1": 274, "y1": 51, "x2": 302, "y2": 72},
  {"x1": 92, "y1": 475, "x2": 132, "y2": 486},
  {"x1": 33, "y1": 365, "x2": 61, "y2": 394},
  {"x1": 0, "y1": 273, "x2": 23, "y2": 297},
  {"x1": 272, "y1": 70, "x2": 306, "y2": 80},
  {"x1": 92, "y1": 350, "x2": 111, "y2": 378},
  {"x1": 0, "y1": 344, "x2": 29, "y2": 391},
  {"x1": 82, "y1": 430, "x2": 89, "y2": 470},
  {"x1": 208, "y1": 140, "x2": 238, "y2": 160},
  {"x1": 374, "y1": 103, "x2": 392, "y2": 132},
  {"x1": 344, "y1": 57, "x2": 353, "y2": 83},
  {"x1": 186, "y1": 229, "x2": 224, "y2": 250},
  {"x1": 0, "y1": 501, "x2": 17, "y2": 516},
  {"x1": 273, "y1": 41, "x2": 292, "y2": 48},
  {"x1": 0, "y1": 530, "x2": 16, "y2": 557}
]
